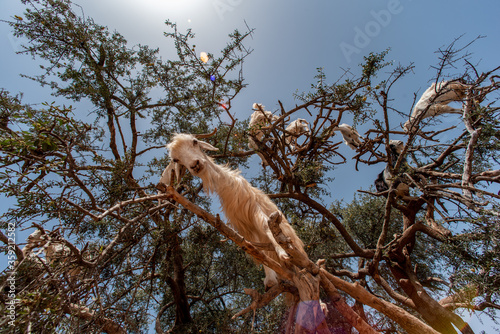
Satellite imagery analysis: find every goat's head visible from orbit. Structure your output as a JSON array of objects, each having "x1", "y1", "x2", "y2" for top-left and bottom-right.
[
  {"x1": 165, "y1": 134, "x2": 219, "y2": 182},
  {"x1": 293, "y1": 119, "x2": 310, "y2": 134},
  {"x1": 389, "y1": 140, "x2": 404, "y2": 155},
  {"x1": 250, "y1": 104, "x2": 279, "y2": 128}
]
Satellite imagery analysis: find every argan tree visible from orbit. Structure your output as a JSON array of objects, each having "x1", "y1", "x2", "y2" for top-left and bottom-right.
[{"x1": 1, "y1": 1, "x2": 499, "y2": 333}]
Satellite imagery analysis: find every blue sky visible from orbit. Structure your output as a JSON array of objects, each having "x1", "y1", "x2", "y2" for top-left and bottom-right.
[
  {"x1": 1, "y1": 0, "x2": 499, "y2": 331},
  {"x1": 2, "y1": 0, "x2": 499, "y2": 199}
]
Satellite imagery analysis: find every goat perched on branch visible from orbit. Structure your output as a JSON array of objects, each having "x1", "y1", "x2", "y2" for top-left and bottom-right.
[
  {"x1": 374, "y1": 140, "x2": 410, "y2": 197},
  {"x1": 283, "y1": 118, "x2": 310, "y2": 150},
  {"x1": 333, "y1": 123, "x2": 363, "y2": 150},
  {"x1": 159, "y1": 133, "x2": 306, "y2": 290},
  {"x1": 248, "y1": 103, "x2": 279, "y2": 166},
  {"x1": 24, "y1": 229, "x2": 81, "y2": 282},
  {"x1": 404, "y1": 80, "x2": 469, "y2": 133}
]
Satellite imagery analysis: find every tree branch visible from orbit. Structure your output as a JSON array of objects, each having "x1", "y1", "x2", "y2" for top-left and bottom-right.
[
  {"x1": 461, "y1": 87, "x2": 481, "y2": 199},
  {"x1": 320, "y1": 269, "x2": 440, "y2": 334},
  {"x1": 63, "y1": 303, "x2": 126, "y2": 334}
]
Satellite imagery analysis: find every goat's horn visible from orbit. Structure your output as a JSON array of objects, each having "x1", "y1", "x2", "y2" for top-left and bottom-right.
[{"x1": 194, "y1": 128, "x2": 217, "y2": 139}]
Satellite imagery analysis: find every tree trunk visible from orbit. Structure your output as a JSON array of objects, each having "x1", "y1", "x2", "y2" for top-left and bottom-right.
[
  {"x1": 389, "y1": 263, "x2": 474, "y2": 334},
  {"x1": 320, "y1": 273, "x2": 380, "y2": 334},
  {"x1": 292, "y1": 269, "x2": 331, "y2": 334},
  {"x1": 391, "y1": 201, "x2": 474, "y2": 334},
  {"x1": 401, "y1": 201, "x2": 421, "y2": 255},
  {"x1": 166, "y1": 234, "x2": 193, "y2": 328}
]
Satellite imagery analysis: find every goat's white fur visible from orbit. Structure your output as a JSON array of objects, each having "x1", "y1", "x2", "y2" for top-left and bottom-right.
[
  {"x1": 284, "y1": 118, "x2": 310, "y2": 150},
  {"x1": 44, "y1": 242, "x2": 71, "y2": 263},
  {"x1": 248, "y1": 103, "x2": 279, "y2": 166},
  {"x1": 23, "y1": 229, "x2": 47, "y2": 262},
  {"x1": 333, "y1": 123, "x2": 362, "y2": 150},
  {"x1": 161, "y1": 133, "x2": 306, "y2": 289},
  {"x1": 404, "y1": 81, "x2": 468, "y2": 133},
  {"x1": 24, "y1": 230, "x2": 80, "y2": 280}
]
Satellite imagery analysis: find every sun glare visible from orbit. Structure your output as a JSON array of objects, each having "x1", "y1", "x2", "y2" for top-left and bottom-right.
[
  {"x1": 123, "y1": 0, "x2": 210, "y2": 25},
  {"x1": 138, "y1": 0, "x2": 206, "y2": 13}
]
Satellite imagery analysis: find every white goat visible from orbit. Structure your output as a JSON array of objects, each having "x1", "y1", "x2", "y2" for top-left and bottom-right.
[
  {"x1": 333, "y1": 123, "x2": 363, "y2": 150},
  {"x1": 283, "y1": 118, "x2": 310, "y2": 150},
  {"x1": 44, "y1": 240, "x2": 81, "y2": 282},
  {"x1": 159, "y1": 133, "x2": 306, "y2": 289},
  {"x1": 403, "y1": 80, "x2": 468, "y2": 133},
  {"x1": 22, "y1": 229, "x2": 47, "y2": 263},
  {"x1": 25, "y1": 230, "x2": 45, "y2": 251},
  {"x1": 23, "y1": 230, "x2": 80, "y2": 281},
  {"x1": 44, "y1": 242, "x2": 72, "y2": 263},
  {"x1": 248, "y1": 103, "x2": 279, "y2": 166}
]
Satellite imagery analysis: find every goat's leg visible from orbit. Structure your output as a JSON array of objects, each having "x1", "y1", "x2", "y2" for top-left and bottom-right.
[
  {"x1": 257, "y1": 211, "x2": 290, "y2": 262},
  {"x1": 256, "y1": 152, "x2": 269, "y2": 167},
  {"x1": 436, "y1": 104, "x2": 463, "y2": 115},
  {"x1": 248, "y1": 137, "x2": 269, "y2": 167},
  {"x1": 263, "y1": 266, "x2": 278, "y2": 289},
  {"x1": 428, "y1": 104, "x2": 463, "y2": 117},
  {"x1": 406, "y1": 104, "x2": 462, "y2": 133}
]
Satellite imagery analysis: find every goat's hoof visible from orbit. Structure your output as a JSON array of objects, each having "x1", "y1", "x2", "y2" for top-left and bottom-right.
[
  {"x1": 264, "y1": 281, "x2": 277, "y2": 291},
  {"x1": 278, "y1": 253, "x2": 291, "y2": 262},
  {"x1": 320, "y1": 301, "x2": 328, "y2": 316}
]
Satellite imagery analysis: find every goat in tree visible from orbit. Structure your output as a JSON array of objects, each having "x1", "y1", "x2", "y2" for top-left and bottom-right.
[
  {"x1": 374, "y1": 140, "x2": 410, "y2": 197},
  {"x1": 159, "y1": 133, "x2": 306, "y2": 291},
  {"x1": 403, "y1": 80, "x2": 469, "y2": 133},
  {"x1": 283, "y1": 118, "x2": 310, "y2": 150},
  {"x1": 23, "y1": 229, "x2": 81, "y2": 282},
  {"x1": 24, "y1": 229, "x2": 46, "y2": 258},
  {"x1": 248, "y1": 103, "x2": 279, "y2": 166},
  {"x1": 333, "y1": 123, "x2": 363, "y2": 150}
]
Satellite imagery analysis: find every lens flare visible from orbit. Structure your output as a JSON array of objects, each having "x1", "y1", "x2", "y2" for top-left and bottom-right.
[{"x1": 200, "y1": 52, "x2": 209, "y2": 63}]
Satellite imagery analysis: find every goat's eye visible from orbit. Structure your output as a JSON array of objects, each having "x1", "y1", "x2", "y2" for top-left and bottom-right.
[
  {"x1": 192, "y1": 139, "x2": 198, "y2": 146},
  {"x1": 173, "y1": 158, "x2": 179, "y2": 163}
]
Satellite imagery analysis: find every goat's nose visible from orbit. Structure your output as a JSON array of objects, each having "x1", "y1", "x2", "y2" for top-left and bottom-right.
[{"x1": 190, "y1": 160, "x2": 201, "y2": 173}]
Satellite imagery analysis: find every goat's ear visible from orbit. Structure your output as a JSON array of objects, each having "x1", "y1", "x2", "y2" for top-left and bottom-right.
[
  {"x1": 159, "y1": 161, "x2": 188, "y2": 186},
  {"x1": 197, "y1": 141, "x2": 219, "y2": 152},
  {"x1": 175, "y1": 164, "x2": 186, "y2": 182},
  {"x1": 159, "y1": 162, "x2": 176, "y2": 186}
]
